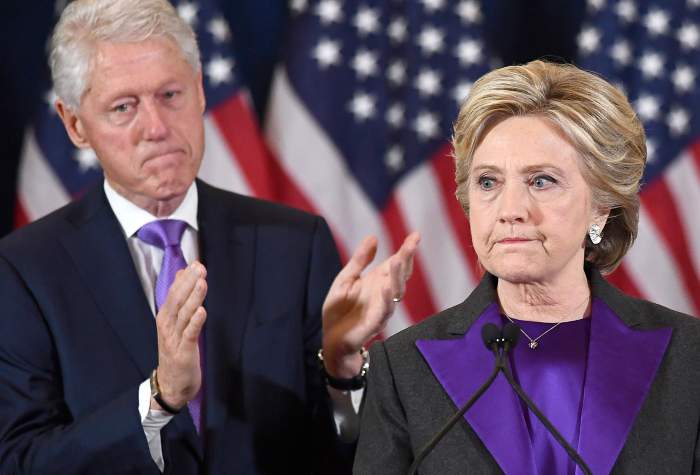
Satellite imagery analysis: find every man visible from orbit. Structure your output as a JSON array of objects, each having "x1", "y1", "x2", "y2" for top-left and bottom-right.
[{"x1": 0, "y1": 1, "x2": 418, "y2": 473}]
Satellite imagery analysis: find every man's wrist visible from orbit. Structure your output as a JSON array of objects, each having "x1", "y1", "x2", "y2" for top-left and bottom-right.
[
  {"x1": 318, "y1": 347, "x2": 369, "y2": 391},
  {"x1": 149, "y1": 369, "x2": 183, "y2": 415}
]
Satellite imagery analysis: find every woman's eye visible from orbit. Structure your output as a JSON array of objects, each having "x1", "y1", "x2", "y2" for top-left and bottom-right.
[
  {"x1": 478, "y1": 176, "x2": 496, "y2": 190},
  {"x1": 531, "y1": 175, "x2": 556, "y2": 189}
]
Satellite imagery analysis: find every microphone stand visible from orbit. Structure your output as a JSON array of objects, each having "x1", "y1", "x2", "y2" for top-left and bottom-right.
[{"x1": 407, "y1": 323, "x2": 593, "y2": 475}]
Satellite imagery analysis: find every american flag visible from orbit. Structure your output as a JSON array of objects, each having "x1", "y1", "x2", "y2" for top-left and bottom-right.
[
  {"x1": 16, "y1": 0, "x2": 275, "y2": 225},
  {"x1": 265, "y1": 0, "x2": 498, "y2": 335},
  {"x1": 577, "y1": 0, "x2": 700, "y2": 317}
]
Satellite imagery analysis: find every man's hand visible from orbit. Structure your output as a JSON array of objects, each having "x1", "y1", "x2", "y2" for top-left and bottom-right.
[
  {"x1": 322, "y1": 233, "x2": 420, "y2": 378},
  {"x1": 152, "y1": 261, "x2": 207, "y2": 410}
]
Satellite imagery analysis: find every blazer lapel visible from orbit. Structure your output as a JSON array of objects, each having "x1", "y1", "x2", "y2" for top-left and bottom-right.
[
  {"x1": 59, "y1": 186, "x2": 157, "y2": 379},
  {"x1": 416, "y1": 302, "x2": 538, "y2": 475},
  {"x1": 197, "y1": 182, "x2": 255, "y2": 435},
  {"x1": 576, "y1": 297, "x2": 671, "y2": 475}
]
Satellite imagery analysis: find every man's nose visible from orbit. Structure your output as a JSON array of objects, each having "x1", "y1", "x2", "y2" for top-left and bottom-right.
[{"x1": 139, "y1": 100, "x2": 169, "y2": 140}]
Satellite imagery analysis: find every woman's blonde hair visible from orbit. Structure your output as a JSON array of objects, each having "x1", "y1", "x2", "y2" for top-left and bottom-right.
[{"x1": 453, "y1": 60, "x2": 647, "y2": 273}]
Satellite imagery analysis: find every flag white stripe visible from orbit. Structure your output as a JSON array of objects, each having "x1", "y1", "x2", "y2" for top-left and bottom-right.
[
  {"x1": 625, "y1": 206, "x2": 694, "y2": 315},
  {"x1": 395, "y1": 164, "x2": 476, "y2": 310},
  {"x1": 198, "y1": 116, "x2": 252, "y2": 196},
  {"x1": 18, "y1": 129, "x2": 71, "y2": 220},
  {"x1": 265, "y1": 67, "x2": 413, "y2": 336},
  {"x1": 665, "y1": 151, "x2": 700, "y2": 280}
]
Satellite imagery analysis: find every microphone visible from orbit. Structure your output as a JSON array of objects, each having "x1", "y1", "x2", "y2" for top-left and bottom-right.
[
  {"x1": 407, "y1": 324, "x2": 505, "y2": 475},
  {"x1": 497, "y1": 325, "x2": 592, "y2": 475},
  {"x1": 408, "y1": 322, "x2": 592, "y2": 475}
]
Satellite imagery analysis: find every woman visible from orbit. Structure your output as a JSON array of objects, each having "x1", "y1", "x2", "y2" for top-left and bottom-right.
[{"x1": 354, "y1": 60, "x2": 700, "y2": 474}]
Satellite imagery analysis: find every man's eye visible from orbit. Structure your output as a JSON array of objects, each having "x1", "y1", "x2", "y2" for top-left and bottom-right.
[
  {"x1": 114, "y1": 104, "x2": 130, "y2": 113},
  {"x1": 478, "y1": 176, "x2": 496, "y2": 190},
  {"x1": 163, "y1": 91, "x2": 180, "y2": 100}
]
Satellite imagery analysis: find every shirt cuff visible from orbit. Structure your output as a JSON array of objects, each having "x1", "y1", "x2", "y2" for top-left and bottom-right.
[
  {"x1": 328, "y1": 386, "x2": 364, "y2": 442},
  {"x1": 138, "y1": 378, "x2": 174, "y2": 472}
]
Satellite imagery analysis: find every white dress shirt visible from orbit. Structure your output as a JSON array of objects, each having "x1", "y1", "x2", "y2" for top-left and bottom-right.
[{"x1": 103, "y1": 180, "x2": 361, "y2": 472}]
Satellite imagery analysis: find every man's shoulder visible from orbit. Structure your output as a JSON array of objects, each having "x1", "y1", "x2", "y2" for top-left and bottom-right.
[{"x1": 198, "y1": 180, "x2": 324, "y2": 228}]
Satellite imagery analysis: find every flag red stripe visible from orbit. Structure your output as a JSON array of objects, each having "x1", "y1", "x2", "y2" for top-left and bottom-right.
[
  {"x1": 382, "y1": 196, "x2": 438, "y2": 323},
  {"x1": 605, "y1": 263, "x2": 644, "y2": 299},
  {"x1": 641, "y1": 178, "x2": 700, "y2": 315},
  {"x1": 212, "y1": 96, "x2": 349, "y2": 261},
  {"x1": 13, "y1": 202, "x2": 29, "y2": 229},
  {"x1": 430, "y1": 143, "x2": 482, "y2": 282}
]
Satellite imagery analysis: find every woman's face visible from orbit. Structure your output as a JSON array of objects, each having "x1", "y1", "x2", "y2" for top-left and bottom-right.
[{"x1": 468, "y1": 115, "x2": 604, "y2": 285}]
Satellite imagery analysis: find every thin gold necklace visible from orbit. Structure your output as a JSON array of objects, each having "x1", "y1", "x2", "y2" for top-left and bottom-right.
[{"x1": 503, "y1": 314, "x2": 569, "y2": 350}]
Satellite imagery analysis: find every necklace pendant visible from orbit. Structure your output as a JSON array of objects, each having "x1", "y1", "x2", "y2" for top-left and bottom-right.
[{"x1": 528, "y1": 340, "x2": 539, "y2": 350}]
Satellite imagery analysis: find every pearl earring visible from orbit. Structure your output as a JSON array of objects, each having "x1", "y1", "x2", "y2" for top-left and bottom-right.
[{"x1": 589, "y1": 223, "x2": 602, "y2": 245}]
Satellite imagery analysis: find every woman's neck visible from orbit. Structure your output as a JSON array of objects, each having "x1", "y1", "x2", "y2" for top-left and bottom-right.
[{"x1": 496, "y1": 269, "x2": 592, "y2": 323}]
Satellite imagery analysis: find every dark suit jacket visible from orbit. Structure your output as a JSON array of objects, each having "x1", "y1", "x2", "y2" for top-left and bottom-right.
[
  {"x1": 355, "y1": 268, "x2": 700, "y2": 474},
  {"x1": 0, "y1": 180, "x2": 347, "y2": 475}
]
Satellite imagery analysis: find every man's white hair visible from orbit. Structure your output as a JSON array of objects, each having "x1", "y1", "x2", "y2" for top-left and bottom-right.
[{"x1": 50, "y1": 0, "x2": 201, "y2": 109}]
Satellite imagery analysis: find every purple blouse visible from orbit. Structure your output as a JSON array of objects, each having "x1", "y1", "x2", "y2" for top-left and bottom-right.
[{"x1": 504, "y1": 316, "x2": 592, "y2": 475}]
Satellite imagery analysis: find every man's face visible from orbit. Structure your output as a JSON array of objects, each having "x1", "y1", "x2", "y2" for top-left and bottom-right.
[{"x1": 57, "y1": 37, "x2": 206, "y2": 210}]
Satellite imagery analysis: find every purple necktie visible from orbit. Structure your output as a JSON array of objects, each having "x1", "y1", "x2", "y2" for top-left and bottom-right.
[{"x1": 137, "y1": 219, "x2": 203, "y2": 432}]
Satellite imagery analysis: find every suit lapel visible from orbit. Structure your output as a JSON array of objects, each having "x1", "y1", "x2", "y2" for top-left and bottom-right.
[
  {"x1": 59, "y1": 186, "x2": 157, "y2": 379},
  {"x1": 197, "y1": 182, "x2": 255, "y2": 436},
  {"x1": 576, "y1": 297, "x2": 671, "y2": 475},
  {"x1": 416, "y1": 302, "x2": 538, "y2": 475}
]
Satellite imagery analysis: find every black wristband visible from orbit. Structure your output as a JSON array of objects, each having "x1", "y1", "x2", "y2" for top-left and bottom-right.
[
  {"x1": 153, "y1": 392, "x2": 182, "y2": 415},
  {"x1": 318, "y1": 347, "x2": 369, "y2": 391}
]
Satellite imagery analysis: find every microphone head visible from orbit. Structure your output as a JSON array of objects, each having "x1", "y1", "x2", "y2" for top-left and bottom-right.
[
  {"x1": 481, "y1": 323, "x2": 502, "y2": 350},
  {"x1": 502, "y1": 322, "x2": 520, "y2": 348}
]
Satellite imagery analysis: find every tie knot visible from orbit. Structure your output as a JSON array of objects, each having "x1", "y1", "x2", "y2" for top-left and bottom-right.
[{"x1": 137, "y1": 219, "x2": 188, "y2": 249}]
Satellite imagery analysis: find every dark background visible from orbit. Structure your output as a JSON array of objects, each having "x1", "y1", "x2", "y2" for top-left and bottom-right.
[{"x1": 0, "y1": 0, "x2": 586, "y2": 238}]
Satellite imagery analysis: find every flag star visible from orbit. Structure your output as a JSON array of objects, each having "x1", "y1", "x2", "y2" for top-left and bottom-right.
[
  {"x1": 677, "y1": 23, "x2": 700, "y2": 50},
  {"x1": 385, "y1": 146, "x2": 405, "y2": 173},
  {"x1": 667, "y1": 107, "x2": 690, "y2": 136},
  {"x1": 638, "y1": 51, "x2": 664, "y2": 79},
  {"x1": 646, "y1": 139, "x2": 657, "y2": 162},
  {"x1": 610, "y1": 39, "x2": 632, "y2": 66},
  {"x1": 455, "y1": 38, "x2": 482, "y2": 66},
  {"x1": 206, "y1": 55, "x2": 234, "y2": 86},
  {"x1": 352, "y1": 49, "x2": 378, "y2": 78},
  {"x1": 690, "y1": 0, "x2": 700, "y2": 8},
  {"x1": 45, "y1": 89, "x2": 58, "y2": 113},
  {"x1": 644, "y1": 9, "x2": 670, "y2": 36},
  {"x1": 290, "y1": 0, "x2": 308, "y2": 14},
  {"x1": 453, "y1": 81, "x2": 473, "y2": 104},
  {"x1": 207, "y1": 17, "x2": 231, "y2": 43},
  {"x1": 74, "y1": 148, "x2": 100, "y2": 172},
  {"x1": 418, "y1": 26, "x2": 445, "y2": 55},
  {"x1": 415, "y1": 69, "x2": 441, "y2": 96},
  {"x1": 672, "y1": 64, "x2": 695, "y2": 93},
  {"x1": 455, "y1": 0, "x2": 481, "y2": 23},
  {"x1": 414, "y1": 111, "x2": 440, "y2": 140},
  {"x1": 388, "y1": 60, "x2": 407, "y2": 85},
  {"x1": 577, "y1": 26, "x2": 601, "y2": 54},
  {"x1": 388, "y1": 17, "x2": 408, "y2": 43},
  {"x1": 313, "y1": 38, "x2": 341, "y2": 68},
  {"x1": 420, "y1": 0, "x2": 446, "y2": 12},
  {"x1": 615, "y1": 0, "x2": 636, "y2": 22},
  {"x1": 177, "y1": 2, "x2": 198, "y2": 27},
  {"x1": 587, "y1": 0, "x2": 605, "y2": 12},
  {"x1": 315, "y1": 0, "x2": 343, "y2": 24},
  {"x1": 354, "y1": 6, "x2": 380, "y2": 35},
  {"x1": 386, "y1": 103, "x2": 405, "y2": 128},
  {"x1": 635, "y1": 94, "x2": 660, "y2": 122},
  {"x1": 348, "y1": 92, "x2": 376, "y2": 121}
]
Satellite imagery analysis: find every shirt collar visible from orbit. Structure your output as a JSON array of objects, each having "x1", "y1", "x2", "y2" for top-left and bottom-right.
[{"x1": 103, "y1": 179, "x2": 199, "y2": 238}]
